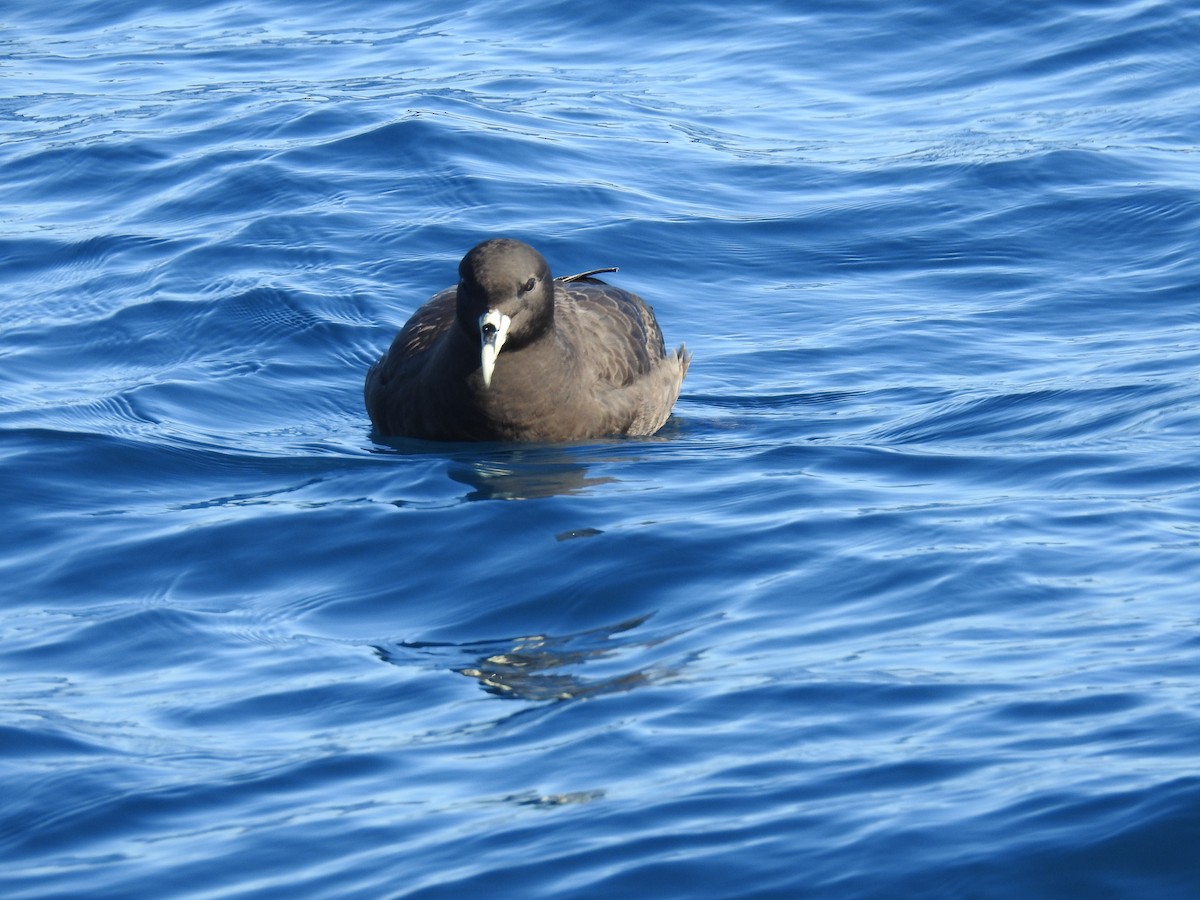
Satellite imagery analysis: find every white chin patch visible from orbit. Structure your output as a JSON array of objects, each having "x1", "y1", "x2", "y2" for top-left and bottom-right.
[{"x1": 479, "y1": 309, "x2": 511, "y2": 388}]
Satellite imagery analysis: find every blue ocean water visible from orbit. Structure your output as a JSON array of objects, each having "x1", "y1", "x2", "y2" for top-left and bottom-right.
[{"x1": 3, "y1": 0, "x2": 1200, "y2": 896}]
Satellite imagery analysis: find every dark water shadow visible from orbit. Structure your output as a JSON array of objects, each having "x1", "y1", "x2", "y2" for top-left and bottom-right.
[
  {"x1": 366, "y1": 431, "x2": 668, "y2": 501},
  {"x1": 374, "y1": 613, "x2": 681, "y2": 702},
  {"x1": 444, "y1": 453, "x2": 617, "y2": 501}
]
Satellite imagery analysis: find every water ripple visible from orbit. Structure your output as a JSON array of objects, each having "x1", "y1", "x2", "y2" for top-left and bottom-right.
[{"x1": 4, "y1": 0, "x2": 1200, "y2": 897}]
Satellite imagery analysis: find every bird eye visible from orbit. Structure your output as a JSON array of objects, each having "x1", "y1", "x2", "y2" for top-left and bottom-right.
[{"x1": 521, "y1": 277, "x2": 537, "y2": 294}]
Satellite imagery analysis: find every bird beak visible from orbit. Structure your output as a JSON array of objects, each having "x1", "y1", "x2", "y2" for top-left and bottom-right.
[{"x1": 479, "y1": 309, "x2": 511, "y2": 389}]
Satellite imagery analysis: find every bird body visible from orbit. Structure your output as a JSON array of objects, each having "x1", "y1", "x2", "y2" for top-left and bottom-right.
[{"x1": 364, "y1": 239, "x2": 690, "y2": 442}]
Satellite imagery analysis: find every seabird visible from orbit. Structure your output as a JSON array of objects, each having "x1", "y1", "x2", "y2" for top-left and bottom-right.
[{"x1": 364, "y1": 238, "x2": 690, "y2": 442}]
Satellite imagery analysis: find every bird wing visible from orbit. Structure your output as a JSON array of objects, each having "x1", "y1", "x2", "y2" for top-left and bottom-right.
[
  {"x1": 390, "y1": 286, "x2": 457, "y2": 365},
  {"x1": 555, "y1": 278, "x2": 667, "y2": 388}
]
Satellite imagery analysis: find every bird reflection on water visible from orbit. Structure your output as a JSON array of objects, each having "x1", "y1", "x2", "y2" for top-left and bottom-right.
[
  {"x1": 446, "y1": 451, "x2": 618, "y2": 502},
  {"x1": 376, "y1": 614, "x2": 677, "y2": 702}
]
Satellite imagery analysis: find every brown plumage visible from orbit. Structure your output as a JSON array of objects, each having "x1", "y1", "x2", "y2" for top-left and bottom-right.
[{"x1": 364, "y1": 238, "x2": 690, "y2": 441}]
